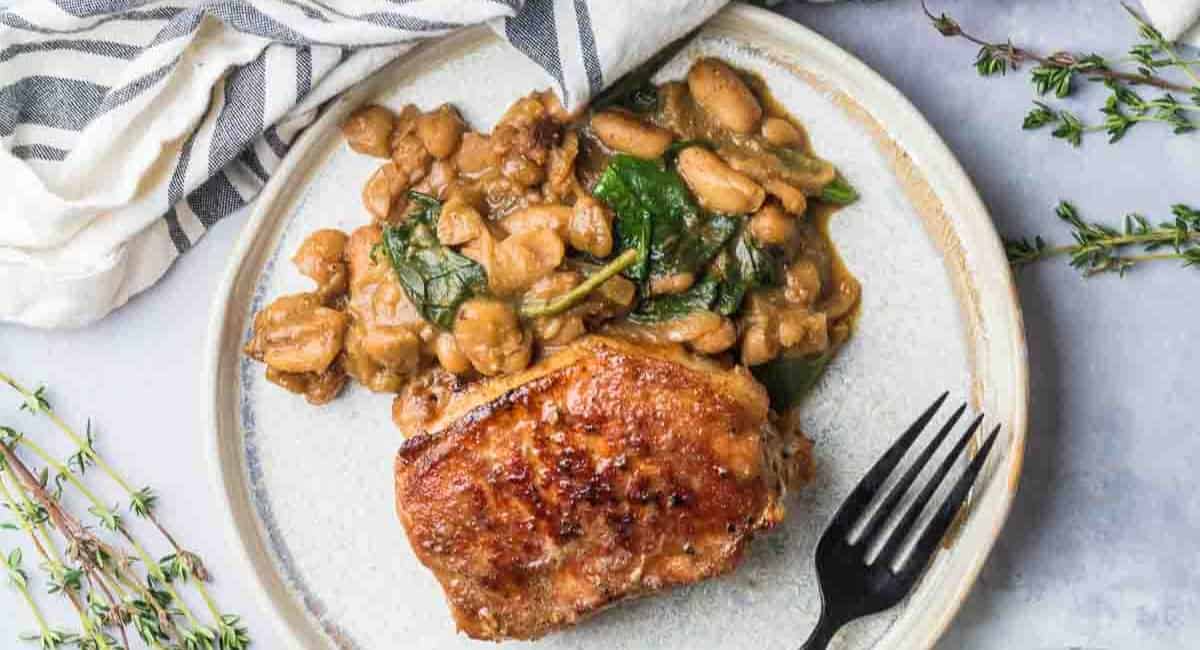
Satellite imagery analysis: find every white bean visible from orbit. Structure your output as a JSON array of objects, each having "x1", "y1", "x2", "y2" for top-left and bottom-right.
[
  {"x1": 591, "y1": 111, "x2": 674, "y2": 159},
  {"x1": 687, "y1": 58, "x2": 763, "y2": 134},
  {"x1": 676, "y1": 147, "x2": 765, "y2": 214}
]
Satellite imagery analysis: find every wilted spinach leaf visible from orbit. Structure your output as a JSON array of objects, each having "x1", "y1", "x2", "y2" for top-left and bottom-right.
[
  {"x1": 626, "y1": 225, "x2": 780, "y2": 323},
  {"x1": 381, "y1": 193, "x2": 488, "y2": 330},
  {"x1": 593, "y1": 154, "x2": 738, "y2": 283},
  {"x1": 751, "y1": 350, "x2": 832, "y2": 412},
  {"x1": 614, "y1": 154, "x2": 696, "y2": 223},
  {"x1": 772, "y1": 147, "x2": 835, "y2": 178},
  {"x1": 406, "y1": 190, "x2": 442, "y2": 222},
  {"x1": 819, "y1": 175, "x2": 859, "y2": 205},
  {"x1": 664, "y1": 213, "x2": 740, "y2": 276},
  {"x1": 593, "y1": 162, "x2": 653, "y2": 281},
  {"x1": 710, "y1": 230, "x2": 781, "y2": 315},
  {"x1": 627, "y1": 278, "x2": 720, "y2": 324}
]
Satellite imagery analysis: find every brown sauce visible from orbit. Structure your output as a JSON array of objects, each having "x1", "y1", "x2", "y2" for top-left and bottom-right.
[{"x1": 242, "y1": 57, "x2": 861, "y2": 431}]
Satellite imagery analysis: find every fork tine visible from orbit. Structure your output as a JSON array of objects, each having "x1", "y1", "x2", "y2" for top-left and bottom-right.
[
  {"x1": 824, "y1": 392, "x2": 949, "y2": 538},
  {"x1": 895, "y1": 424, "x2": 1001, "y2": 576},
  {"x1": 852, "y1": 402, "x2": 967, "y2": 547},
  {"x1": 874, "y1": 413, "x2": 984, "y2": 565}
]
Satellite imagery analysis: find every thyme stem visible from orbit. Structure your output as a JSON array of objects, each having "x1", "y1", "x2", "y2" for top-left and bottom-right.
[
  {"x1": 118, "y1": 526, "x2": 203, "y2": 628},
  {"x1": 197, "y1": 579, "x2": 223, "y2": 622},
  {"x1": 1006, "y1": 201, "x2": 1200, "y2": 276},
  {"x1": 0, "y1": 471, "x2": 73, "y2": 604},
  {"x1": 0, "y1": 471, "x2": 109, "y2": 650},
  {"x1": 519, "y1": 249, "x2": 639, "y2": 319},
  {"x1": 922, "y1": 1, "x2": 1192, "y2": 92},
  {"x1": 13, "y1": 563, "x2": 54, "y2": 641},
  {"x1": 85, "y1": 566, "x2": 129, "y2": 650},
  {"x1": 1122, "y1": 3, "x2": 1200, "y2": 86},
  {"x1": 109, "y1": 567, "x2": 177, "y2": 647},
  {"x1": 1, "y1": 443, "x2": 129, "y2": 649},
  {"x1": 0, "y1": 373, "x2": 194, "y2": 563},
  {"x1": 12, "y1": 436, "x2": 107, "y2": 522},
  {"x1": 1, "y1": 372, "x2": 251, "y2": 647},
  {"x1": 0, "y1": 438, "x2": 169, "y2": 648},
  {"x1": 926, "y1": 1, "x2": 1200, "y2": 145}
]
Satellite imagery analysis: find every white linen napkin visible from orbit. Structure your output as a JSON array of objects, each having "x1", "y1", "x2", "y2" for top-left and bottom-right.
[{"x1": 0, "y1": 0, "x2": 726, "y2": 328}]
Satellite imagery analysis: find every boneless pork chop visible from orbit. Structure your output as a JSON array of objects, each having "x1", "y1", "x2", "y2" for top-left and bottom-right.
[{"x1": 394, "y1": 336, "x2": 811, "y2": 640}]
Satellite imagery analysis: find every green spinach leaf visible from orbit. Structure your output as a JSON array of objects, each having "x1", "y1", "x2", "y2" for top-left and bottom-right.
[
  {"x1": 751, "y1": 350, "x2": 832, "y2": 412},
  {"x1": 406, "y1": 191, "x2": 442, "y2": 222},
  {"x1": 593, "y1": 154, "x2": 738, "y2": 282},
  {"x1": 710, "y1": 230, "x2": 781, "y2": 315},
  {"x1": 381, "y1": 193, "x2": 488, "y2": 330},
  {"x1": 593, "y1": 162, "x2": 653, "y2": 280},
  {"x1": 630, "y1": 224, "x2": 780, "y2": 323},
  {"x1": 627, "y1": 278, "x2": 721, "y2": 324},
  {"x1": 819, "y1": 174, "x2": 859, "y2": 205},
  {"x1": 663, "y1": 213, "x2": 740, "y2": 276},
  {"x1": 772, "y1": 147, "x2": 835, "y2": 178},
  {"x1": 770, "y1": 148, "x2": 858, "y2": 205}
]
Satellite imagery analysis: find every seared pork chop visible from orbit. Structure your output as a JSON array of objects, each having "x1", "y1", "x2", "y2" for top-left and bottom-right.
[{"x1": 394, "y1": 336, "x2": 810, "y2": 640}]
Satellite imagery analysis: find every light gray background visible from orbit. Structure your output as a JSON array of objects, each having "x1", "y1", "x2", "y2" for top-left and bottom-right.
[{"x1": 1, "y1": 1, "x2": 1196, "y2": 648}]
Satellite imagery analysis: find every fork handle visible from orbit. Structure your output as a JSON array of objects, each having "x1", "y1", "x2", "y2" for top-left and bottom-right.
[{"x1": 799, "y1": 611, "x2": 844, "y2": 650}]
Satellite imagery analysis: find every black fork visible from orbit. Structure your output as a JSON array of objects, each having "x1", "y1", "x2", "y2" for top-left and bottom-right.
[{"x1": 800, "y1": 393, "x2": 1001, "y2": 650}]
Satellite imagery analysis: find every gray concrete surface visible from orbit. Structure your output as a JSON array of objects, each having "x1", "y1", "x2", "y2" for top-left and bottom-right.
[{"x1": 1, "y1": 1, "x2": 1197, "y2": 648}]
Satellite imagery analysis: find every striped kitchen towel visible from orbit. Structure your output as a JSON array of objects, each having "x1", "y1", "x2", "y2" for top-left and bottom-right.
[{"x1": 0, "y1": 0, "x2": 726, "y2": 328}]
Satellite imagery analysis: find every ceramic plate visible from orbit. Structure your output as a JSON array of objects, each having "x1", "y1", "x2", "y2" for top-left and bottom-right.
[{"x1": 206, "y1": 5, "x2": 1028, "y2": 649}]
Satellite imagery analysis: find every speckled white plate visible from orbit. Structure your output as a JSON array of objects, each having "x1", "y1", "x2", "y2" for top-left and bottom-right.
[{"x1": 205, "y1": 5, "x2": 1028, "y2": 649}]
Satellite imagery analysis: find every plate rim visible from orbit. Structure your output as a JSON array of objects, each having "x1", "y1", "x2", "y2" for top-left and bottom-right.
[{"x1": 204, "y1": 6, "x2": 1029, "y2": 648}]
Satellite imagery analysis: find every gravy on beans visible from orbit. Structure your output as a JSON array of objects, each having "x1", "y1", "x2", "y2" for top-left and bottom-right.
[{"x1": 243, "y1": 57, "x2": 861, "y2": 430}]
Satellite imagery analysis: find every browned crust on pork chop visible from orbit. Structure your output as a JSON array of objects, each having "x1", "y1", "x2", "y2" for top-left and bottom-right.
[{"x1": 394, "y1": 336, "x2": 791, "y2": 640}]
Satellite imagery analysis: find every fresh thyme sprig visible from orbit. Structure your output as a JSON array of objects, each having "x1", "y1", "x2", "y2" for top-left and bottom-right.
[
  {"x1": 5, "y1": 547, "x2": 53, "y2": 650},
  {"x1": 924, "y1": 2, "x2": 1200, "y2": 145},
  {"x1": 0, "y1": 374, "x2": 252, "y2": 649},
  {"x1": 0, "y1": 466, "x2": 113, "y2": 650},
  {"x1": 1006, "y1": 201, "x2": 1200, "y2": 276},
  {"x1": 2, "y1": 438, "x2": 143, "y2": 649}
]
